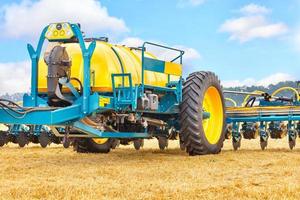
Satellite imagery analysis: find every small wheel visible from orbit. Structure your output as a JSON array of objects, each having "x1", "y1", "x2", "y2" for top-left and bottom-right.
[
  {"x1": 63, "y1": 137, "x2": 71, "y2": 148},
  {"x1": 260, "y1": 140, "x2": 268, "y2": 150},
  {"x1": 289, "y1": 138, "x2": 296, "y2": 150},
  {"x1": 232, "y1": 138, "x2": 241, "y2": 151},
  {"x1": 74, "y1": 138, "x2": 112, "y2": 153},
  {"x1": 133, "y1": 139, "x2": 144, "y2": 150},
  {"x1": 38, "y1": 132, "x2": 50, "y2": 148},
  {"x1": 111, "y1": 139, "x2": 120, "y2": 149},
  {"x1": 0, "y1": 131, "x2": 7, "y2": 147},
  {"x1": 17, "y1": 132, "x2": 29, "y2": 148},
  {"x1": 158, "y1": 136, "x2": 168, "y2": 150},
  {"x1": 7, "y1": 134, "x2": 17, "y2": 143}
]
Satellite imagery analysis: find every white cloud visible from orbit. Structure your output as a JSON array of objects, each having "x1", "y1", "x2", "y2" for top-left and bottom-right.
[
  {"x1": 120, "y1": 37, "x2": 144, "y2": 47},
  {"x1": 222, "y1": 73, "x2": 296, "y2": 88},
  {"x1": 0, "y1": 0, "x2": 129, "y2": 39},
  {"x1": 0, "y1": 61, "x2": 31, "y2": 95},
  {"x1": 239, "y1": 4, "x2": 271, "y2": 15},
  {"x1": 220, "y1": 4, "x2": 288, "y2": 42},
  {"x1": 175, "y1": 45, "x2": 202, "y2": 62},
  {"x1": 177, "y1": 0, "x2": 205, "y2": 8}
]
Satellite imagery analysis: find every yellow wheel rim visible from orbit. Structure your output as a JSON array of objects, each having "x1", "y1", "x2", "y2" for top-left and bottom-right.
[
  {"x1": 202, "y1": 86, "x2": 224, "y2": 144},
  {"x1": 92, "y1": 138, "x2": 108, "y2": 144}
]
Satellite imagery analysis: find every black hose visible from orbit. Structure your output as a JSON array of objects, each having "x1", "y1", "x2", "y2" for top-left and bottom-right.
[
  {"x1": 0, "y1": 104, "x2": 26, "y2": 119},
  {"x1": 245, "y1": 97, "x2": 256, "y2": 107},
  {"x1": 0, "y1": 101, "x2": 58, "y2": 119},
  {"x1": 0, "y1": 102, "x2": 27, "y2": 115},
  {"x1": 70, "y1": 77, "x2": 83, "y2": 94},
  {"x1": 0, "y1": 99, "x2": 25, "y2": 110}
]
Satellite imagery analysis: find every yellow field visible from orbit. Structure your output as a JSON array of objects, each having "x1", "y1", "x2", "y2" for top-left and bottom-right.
[{"x1": 1, "y1": 139, "x2": 300, "y2": 200}]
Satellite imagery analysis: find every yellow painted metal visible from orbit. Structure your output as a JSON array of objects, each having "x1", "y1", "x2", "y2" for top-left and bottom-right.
[
  {"x1": 202, "y1": 86, "x2": 224, "y2": 144},
  {"x1": 99, "y1": 96, "x2": 111, "y2": 107},
  {"x1": 45, "y1": 23, "x2": 74, "y2": 41},
  {"x1": 92, "y1": 138, "x2": 108, "y2": 144},
  {"x1": 164, "y1": 62, "x2": 182, "y2": 76},
  {"x1": 225, "y1": 98, "x2": 237, "y2": 107},
  {"x1": 242, "y1": 90, "x2": 265, "y2": 106},
  {"x1": 271, "y1": 87, "x2": 300, "y2": 101},
  {"x1": 38, "y1": 42, "x2": 180, "y2": 92}
]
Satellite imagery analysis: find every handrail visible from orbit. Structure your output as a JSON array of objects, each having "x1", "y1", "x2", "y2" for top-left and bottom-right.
[
  {"x1": 141, "y1": 42, "x2": 185, "y2": 94},
  {"x1": 142, "y1": 42, "x2": 185, "y2": 62}
]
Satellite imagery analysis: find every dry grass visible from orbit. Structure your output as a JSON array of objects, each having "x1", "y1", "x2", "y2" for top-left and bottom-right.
[{"x1": 1, "y1": 139, "x2": 300, "y2": 200}]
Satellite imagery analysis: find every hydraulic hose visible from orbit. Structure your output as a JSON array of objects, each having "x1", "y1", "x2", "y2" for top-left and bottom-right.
[
  {"x1": 225, "y1": 98, "x2": 237, "y2": 107},
  {"x1": 242, "y1": 90, "x2": 265, "y2": 106},
  {"x1": 245, "y1": 96, "x2": 256, "y2": 107},
  {"x1": 271, "y1": 87, "x2": 300, "y2": 101},
  {"x1": 0, "y1": 99, "x2": 57, "y2": 119},
  {"x1": 70, "y1": 77, "x2": 83, "y2": 94}
]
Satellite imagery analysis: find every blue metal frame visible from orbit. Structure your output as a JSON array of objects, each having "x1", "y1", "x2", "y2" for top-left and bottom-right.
[
  {"x1": 111, "y1": 73, "x2": 138, "y2": 111},
  {"x1": 0, "y1": 23, "x2": 188, "y2": 139},
  {"x1": 26, "y1": 24, "x2": 96, "y2": 115},
  {"x1": 9, "y1": 124, "x2": 30, "y2": 135},
  {"x1": 0, "y1": 104, "x2": 82, "y2": 125},
  {"x1": 226, "y1": 94, "x2": 300, "y2": 142}
]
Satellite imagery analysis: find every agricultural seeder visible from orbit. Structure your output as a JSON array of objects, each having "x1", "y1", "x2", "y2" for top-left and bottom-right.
[
  {"x1": 225, "y1": 86, "x2": 300, "y2": 150},
  {"x1": 0, "y1": 22, "x2": 226, "y2": 155},
  {"x1": 0, "y1": 123, "x2": 69, "y2": 148}
]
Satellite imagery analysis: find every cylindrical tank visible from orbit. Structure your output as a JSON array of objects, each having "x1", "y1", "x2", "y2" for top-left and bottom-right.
[{"x1": 38, "y1": 41, "x2": 180, "y2": 93}]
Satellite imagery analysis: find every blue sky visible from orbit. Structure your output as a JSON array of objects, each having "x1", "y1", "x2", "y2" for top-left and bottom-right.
[{"x1": 0, "y1": 0, "x2": 300, "y2": 94}]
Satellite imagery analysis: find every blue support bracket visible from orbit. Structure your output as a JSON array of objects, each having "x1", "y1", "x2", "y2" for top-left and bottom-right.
[
  {"x1": 9, "y1": 124, "x2": 30, "y2": 135},
  {"x1": 232, "y1": 122, "x2": 240, "y2": 141},
  {"x1": 71, "y1": 24, "x2": 96, "y2": 115},
  {"x1": 259, "y1": 121, "x2": 268, "y2": 141},
  {"x1": 0, "y1": 104, "x2": 82, "y2": 125},
  {"x1": 111, "y1": 73, "x2": 137, "y2": 110},
  {"x1": 287, "y1": 120, "x2": 296, "y2": 141}
]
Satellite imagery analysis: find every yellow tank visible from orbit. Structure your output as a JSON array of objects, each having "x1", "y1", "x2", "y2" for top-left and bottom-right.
[{"x1": 38, "y1": 41, "x2": 180, "y2": 93}]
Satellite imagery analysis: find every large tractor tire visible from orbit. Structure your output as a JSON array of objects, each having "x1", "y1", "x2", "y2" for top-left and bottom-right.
[
  {"x1": 180, "y1": 71, "x2": 226, "y2": 155},
  {"x1": 74, "y1": 138, "x2": 114, "y2": 153}
]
